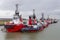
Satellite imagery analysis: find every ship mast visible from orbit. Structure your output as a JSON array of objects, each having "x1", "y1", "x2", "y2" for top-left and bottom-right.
[
  {"x1": 42, "y1": 13, "x2": 44, "y2": 19},
  {"x1": 47, "y1": 15, "x2": 49, "y2": 19},
  {"x1": 15, "y1": 4, "x2": 19, "y2": 16},
  {"x1": 41, "y1": 13, "x2": 44, "y2": 21},
  {"x1": 33, "y1": 9, "x2": 36, "y2": 19}
]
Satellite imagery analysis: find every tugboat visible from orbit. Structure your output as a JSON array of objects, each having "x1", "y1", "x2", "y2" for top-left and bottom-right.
[
  {"x1": 21, "y1": 9, "x2": 43, "y2": 32},
  {"x1": 4, "y1": 5, "x2": 43, "y2": 32},
  {"x1": 50, "y1": 17, "x2": 58, "y2": 24},
  {"x1": 46, "y1": 15, "x2": 52, "y2": 24},
  {"x1": 21, "y1": 16, "x2": 42, "y2": 32},
  {"x1": 40, "y1": 13, "x2": 49, "y2": 28},
  {"x1": 4, "y1": 4, "x2": 25, "y2": 32},
  {"x1": 53, "y1": 18, "x2": 58, "y2": 23}
]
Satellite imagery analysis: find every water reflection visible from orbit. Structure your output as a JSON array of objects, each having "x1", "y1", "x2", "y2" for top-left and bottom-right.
[
  {"x1": 5, "y1": 32, "x2": 22, "y2": 40},
  {"x1": 5, "y1": 32, "x2": 40, "y2": 40}
]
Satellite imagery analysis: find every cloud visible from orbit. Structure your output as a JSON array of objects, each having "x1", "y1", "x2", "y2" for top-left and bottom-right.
[
  {"x1": 0, "y1": 0, "x2": 60, "y2": 19},
  {"x1": 0, "y1": 10, "x2": 33, "y2": 18},
  {"x1": 0, "y1": 0, "x2": 59, "y2": 11},
  {"x1": 0, "y1": 10, "x2": 14, "y2": 18}
]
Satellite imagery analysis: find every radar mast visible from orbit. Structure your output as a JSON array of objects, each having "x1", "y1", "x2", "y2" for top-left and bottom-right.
[{"x1": 15, "y1": 4, "x2": 19, "y2": 16}]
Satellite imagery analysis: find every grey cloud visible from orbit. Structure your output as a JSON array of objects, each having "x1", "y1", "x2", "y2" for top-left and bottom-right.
[
  {"x1": 0, "y1": 0, "x2": 60, "y2": 11},
  {"x1": 0, "y1": 0, "x2": 60, "y2": 18}
]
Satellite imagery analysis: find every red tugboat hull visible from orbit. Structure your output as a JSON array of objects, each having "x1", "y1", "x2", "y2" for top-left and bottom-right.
[{"x1": 4, "y1": 24, "x2": 25, "y2": 32}]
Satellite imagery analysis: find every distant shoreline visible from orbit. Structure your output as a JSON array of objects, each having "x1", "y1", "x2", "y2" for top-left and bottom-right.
[{"x1": 0, "y1": 24, "x2": 4, "y2": 26}]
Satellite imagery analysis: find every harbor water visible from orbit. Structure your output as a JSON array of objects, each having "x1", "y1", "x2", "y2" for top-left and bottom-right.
[{"x1": 0, "y1": 21, "x2": 60, "y2": 40}]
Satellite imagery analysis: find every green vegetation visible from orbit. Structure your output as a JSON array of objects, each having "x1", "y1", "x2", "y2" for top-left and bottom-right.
[{"x1": 0, "y1": 20, "x2": 10, "y2": 25}]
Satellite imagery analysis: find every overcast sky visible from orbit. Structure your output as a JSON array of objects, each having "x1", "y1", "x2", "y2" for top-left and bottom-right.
[{"x1": 0, "y1": 0, "x2": 60, "y2": 19}]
